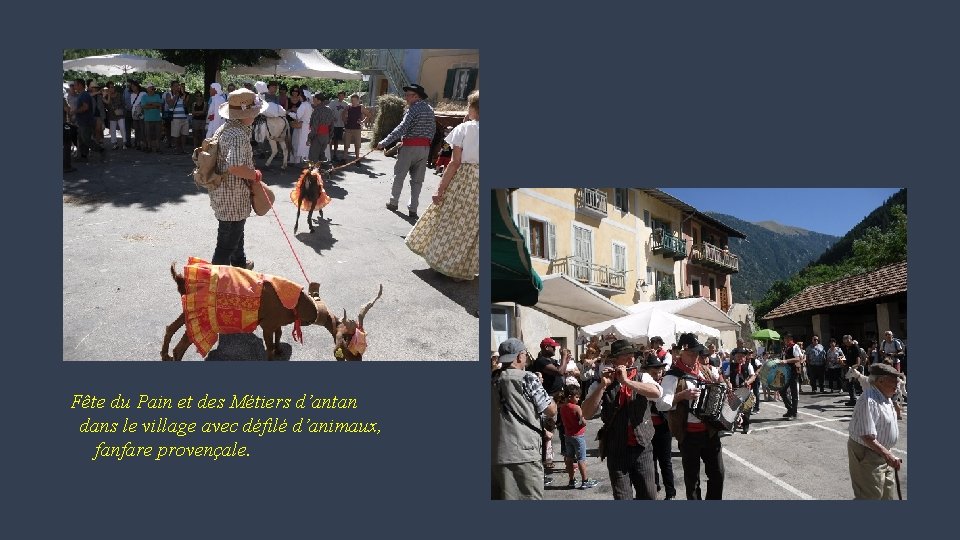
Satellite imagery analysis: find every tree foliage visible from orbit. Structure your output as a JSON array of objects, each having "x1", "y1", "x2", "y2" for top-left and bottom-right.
[
  {"x1": 158, "y1": 49, "x2": 280, "y2": 92},
  {"x1": 752, "y1": 203, "x2": 907, "y2": 320},
  {"x1": 64, "y1": 49, "x2": 368, "y2": 96},
  {"x1": 656, "y1": 280, "x2": 677, "y2": 301}
]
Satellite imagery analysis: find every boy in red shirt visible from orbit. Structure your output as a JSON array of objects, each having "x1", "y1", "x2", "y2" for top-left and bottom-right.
[{"x1": 560, "y1": 384, "x2": 599, "y2": 489}]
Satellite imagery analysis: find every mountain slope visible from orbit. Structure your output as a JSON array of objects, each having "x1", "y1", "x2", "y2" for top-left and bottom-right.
[{"x1": 704, "y1": 213, "x2": 839, "y2": 304}]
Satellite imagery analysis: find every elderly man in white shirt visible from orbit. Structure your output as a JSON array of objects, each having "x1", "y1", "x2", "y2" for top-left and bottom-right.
[{"x1": 847, "y1": 363, "x2": 903, "y2": 499}]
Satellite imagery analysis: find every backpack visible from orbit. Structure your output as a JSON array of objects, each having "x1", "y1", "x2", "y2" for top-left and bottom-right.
[{"x1": 192, "y1": 135, "x2": 223, "y2": 191}]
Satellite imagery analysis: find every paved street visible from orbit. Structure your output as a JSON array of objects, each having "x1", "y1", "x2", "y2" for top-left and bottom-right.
[
  {"x1": 62, "y1": 133, "x2": 477, "y2": 361},
  {"x1": 543, "y1": 389, "x2": 908, "y2": 500}
]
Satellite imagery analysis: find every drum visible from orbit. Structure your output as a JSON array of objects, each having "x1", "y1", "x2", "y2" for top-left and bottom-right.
[
  {"x1": 759, "y1": 359, "x2": 792, "y2": 391},
  {"x1": 735, "y1": 387, "x2": 756, "y2": 413}
]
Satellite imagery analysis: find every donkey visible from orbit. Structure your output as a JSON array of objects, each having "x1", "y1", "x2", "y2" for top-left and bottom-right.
[{"x1": 253, "y1": 115, "x2": 289, "y2": 169}]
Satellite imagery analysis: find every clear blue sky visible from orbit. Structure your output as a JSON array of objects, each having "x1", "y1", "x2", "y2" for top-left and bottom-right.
[{"x1": 659, "y1": 188, "x2": 902, "y2": 237}]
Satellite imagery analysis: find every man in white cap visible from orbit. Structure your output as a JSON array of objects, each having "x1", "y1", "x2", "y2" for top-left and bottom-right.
[
  {"x1": 207, "y1": 88, "x2": 270, "y2": 269},
  {"x1": 206, "y1": 82, "x2": 227, "y2": 138}
]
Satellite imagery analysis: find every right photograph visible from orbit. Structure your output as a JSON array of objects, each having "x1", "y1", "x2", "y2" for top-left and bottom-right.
[{"x1": 491, "y1": 187, "x2": 907, "y2": 501}]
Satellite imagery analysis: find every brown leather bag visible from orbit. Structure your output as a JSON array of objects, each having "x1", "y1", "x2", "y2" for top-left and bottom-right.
[{"x1": 249, "y1": 180, "x2": 276, "y2": 216}]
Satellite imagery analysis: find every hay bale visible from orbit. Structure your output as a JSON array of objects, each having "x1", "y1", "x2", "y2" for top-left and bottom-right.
[{"x1": 370, "y1": 94, "x2": 406, "y2": 150}]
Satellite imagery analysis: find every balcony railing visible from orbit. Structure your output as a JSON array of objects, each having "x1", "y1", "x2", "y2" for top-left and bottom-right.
[
  {"x1": 575, "y1": 188, "x2": 607, "y2": 219},
  {"x1": 551, "y1": 256, "x2": 626, "y2": 294},
  {"x1": 690, "y1": 241, "x2": 740, "y2": 273},
  {"x1": 650, "y1": 229, "x2": 687, "y2": 260}
]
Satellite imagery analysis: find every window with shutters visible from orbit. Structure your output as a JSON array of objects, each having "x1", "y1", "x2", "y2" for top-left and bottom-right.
[
  {"x1": 612, "y1": 243, "x2": 627, "y2": 273},
  {"x1": 614, "y1": 189, "x2": 629, "y2": 213},
  {"x1": 572, "y1": 224, "x2": 593, "y2": 281},
  {"x1": 528, "y1": 219, "x2": 546, "y2": 258},
  {"x1": 443, "y1": 68, "x2": 479, "y2": 101},
  {"x1": 520, "y1": 214, "x2": 554, "y2": 260}
]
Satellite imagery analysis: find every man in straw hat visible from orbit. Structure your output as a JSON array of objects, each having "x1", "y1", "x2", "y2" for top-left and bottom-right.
[
  {"x1": 376, "y1": 83, "x2": 436, "y2": 220},
  {"x1": 492, "y1": 338, "x2": 557, "y2": 500},
  {"x1": 657, "y1": 333, "x2": 726, "y2": 499},
  {"x1": 847, "y1": 363, "x2": 904, "y2": 499},
  {"x1": 581, "y1": 339, "x2": 663, "y2": 499},
  {"x1": 207, "y1": 88, "x2": 270, "y2": 270}
]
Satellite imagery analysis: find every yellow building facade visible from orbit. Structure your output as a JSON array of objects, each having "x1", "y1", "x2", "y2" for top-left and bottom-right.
[{"x1": 492, "y1": 188, "x2": 745, "y2": 354}]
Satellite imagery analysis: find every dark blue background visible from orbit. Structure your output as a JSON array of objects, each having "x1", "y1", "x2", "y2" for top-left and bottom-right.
[{"x1": 15, "y1": 0, "x2": 953, "y2": 536}]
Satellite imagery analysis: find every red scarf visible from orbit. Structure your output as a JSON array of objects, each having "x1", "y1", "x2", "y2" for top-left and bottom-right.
[{"x1": 674, "y1": 358, "x2": 702, "y2": 379}]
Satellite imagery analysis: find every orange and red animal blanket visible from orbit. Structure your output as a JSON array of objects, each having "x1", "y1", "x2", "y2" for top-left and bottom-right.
[
  {"x1": 181, "y1": 257, "x2": 305, "y2": 356},
  {"x1": 289, "y1": 167, "x2": 332, "y2": 211}
]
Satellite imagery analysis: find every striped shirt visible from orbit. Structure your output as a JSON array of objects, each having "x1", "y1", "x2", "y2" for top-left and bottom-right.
[
  {"x1": 209, "y1": 120, "x2": 254, "y2": 222},
  {"x1": 164, "y1": 92, "x2": 189, "y2": 119},
  {"x1": 378, "y1": 99, "x2": 436, "y2": 147},
  {"x1": 848, "y1": 385, "x2": 898, "y2": 450}
]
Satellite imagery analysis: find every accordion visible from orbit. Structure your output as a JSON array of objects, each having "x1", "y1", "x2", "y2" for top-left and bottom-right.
[{"x1": 691, "y1": 382, "x2": 741, "y2": 431}]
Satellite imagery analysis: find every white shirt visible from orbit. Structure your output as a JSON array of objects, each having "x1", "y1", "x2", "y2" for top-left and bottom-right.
[
  {"x1": 328, "y1": 99, "x2": 349, "y2": 127},
  {"x1": 849, "y1": 385, "x2": 899, "y2": 450},
  {"x1": 446, "y1": 120, "x2": 479, "y2": 164},
  {"x1": 658, "y1": 368, "x2": 706, "y2": 425}
]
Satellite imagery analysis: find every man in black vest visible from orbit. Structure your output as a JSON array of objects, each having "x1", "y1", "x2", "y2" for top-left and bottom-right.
[
  {"x1": 582, "y1": 340, "x2": 663, "y2": 499},
  {"x1": 842, "y1": 335, "x2": 865, "y2": 406},
  {"x1": 778, "y1": 333, "x2": 804, "y2": 419},
  {"x1": 658, "y1": 333, "x2": 726, "y2": 499}
]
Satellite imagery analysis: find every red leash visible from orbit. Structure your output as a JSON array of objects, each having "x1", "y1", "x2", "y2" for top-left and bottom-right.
[{"x1": 254, "y1": 170, "x2": 310, "y2": 285}]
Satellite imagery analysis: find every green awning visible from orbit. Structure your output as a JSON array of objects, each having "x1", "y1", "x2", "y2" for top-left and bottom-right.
[{"x1": 492, "y1": 189, "x2": 542, "y2": 306}]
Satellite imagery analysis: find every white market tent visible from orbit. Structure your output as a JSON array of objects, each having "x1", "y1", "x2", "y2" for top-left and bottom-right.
[
  {"x1": 580, "y1": 310, "x2": 720, "y2": 343},
  {"x1": 626, "y1": 297, "x2": 739, "y2": 331},
  {"x1": 226, "y1": 49, "x2": 363, "y2": 80},
  {"x1": 62, "y1": 53, "x2": 187, "y2": 77},
  {"x1": 533, "y1": 274, "x2": 628, "y2": 327}
]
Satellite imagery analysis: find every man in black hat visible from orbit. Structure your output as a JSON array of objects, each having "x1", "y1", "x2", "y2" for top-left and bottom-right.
[
  {"x1": 847, "y1": 363, "x2": 904, "y2": 499},
  {"x1": 639, "y1": 351, "x2": 675, "y2": 499},
  {"x1": 376, "y1": 83, "x2": 436, "y2": 220},
  {"x1": 778, "y1": 333, "x2": 804, "y2": 419},
  {"x1": 492, "y1": 338, "x2": 557, "y2": 500},
  {"x1": 650, "y1": 335, "x2": 672, "y2": 370},
  {"x1": 581, "y1": 339, "x2": 663, "y2": 499},
  {"x1": 657, "y1": 332, "x2": 726, "y2": 499}
]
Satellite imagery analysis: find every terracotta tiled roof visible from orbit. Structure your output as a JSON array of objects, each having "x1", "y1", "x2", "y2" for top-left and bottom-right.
[{"x1": 763, "y1": 261, "x2": 907, "y2": 320}]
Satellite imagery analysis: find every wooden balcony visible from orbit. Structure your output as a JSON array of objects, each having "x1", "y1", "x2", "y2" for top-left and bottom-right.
[
  {"x1": 575, "y1": 188, "x2": 607, "y2": 219},
  {"x1": 650, "y1": 229, "x2": 687, "y2": 260},
  {"x1": 551, "y1": 256, "x2": 626, "y2": 295},
  {"x1": 689, "y1": 241, "x2": 740, "y2": 273}
]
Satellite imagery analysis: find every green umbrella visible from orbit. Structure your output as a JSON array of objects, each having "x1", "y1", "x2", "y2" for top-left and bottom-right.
[
  {"x1": 752, "y1": 328, "x2": 781, "y2": 341},
  {"x1": 492, "y1": 189, "x2": 542, "y2": 306}
]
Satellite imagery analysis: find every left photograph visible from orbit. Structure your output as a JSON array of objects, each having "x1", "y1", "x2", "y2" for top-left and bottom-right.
[{"x1": 62, "y1": 49, "x2": 479, "y2": 361}]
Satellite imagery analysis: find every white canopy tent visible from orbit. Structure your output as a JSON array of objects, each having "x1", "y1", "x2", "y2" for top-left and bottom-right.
[
  {"x1": 533, "y1": 274, "x2": 628, "y2": 328},
  {"x1": 226, "y1": 49, "x2": 362, "y2": 80},
  {"x1": 63, "y1": 53, "x2": 186, "y2": 77},
  {"x1": 627, "y1": 298, "x2": 739, "y2": 331},
  {"x1": 580, "y1": 310, "x2": 720, "y2": 344}
]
